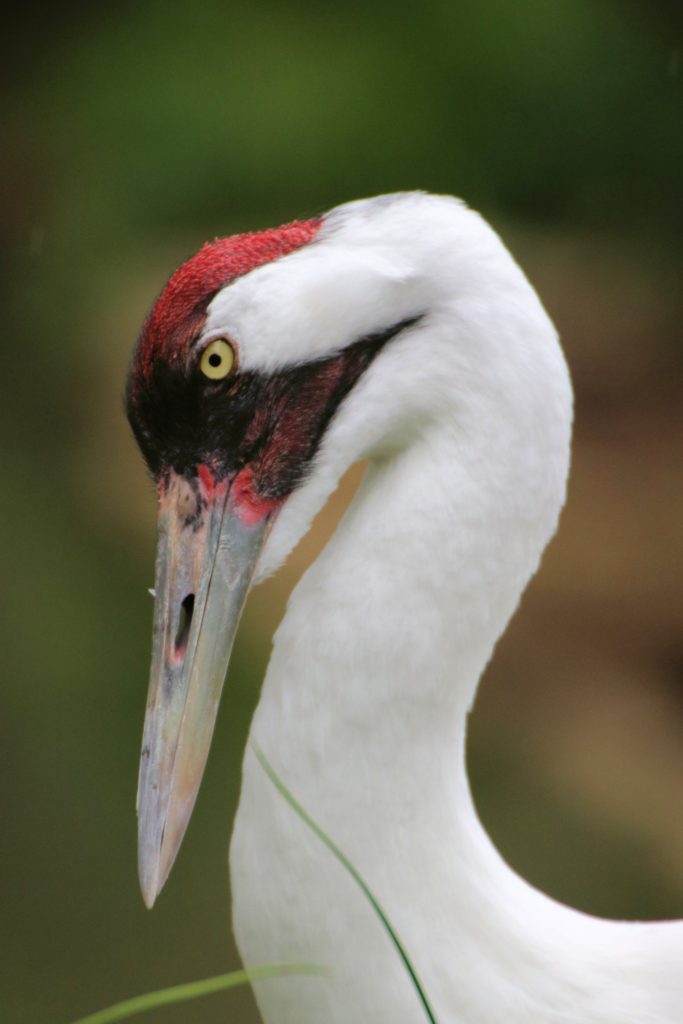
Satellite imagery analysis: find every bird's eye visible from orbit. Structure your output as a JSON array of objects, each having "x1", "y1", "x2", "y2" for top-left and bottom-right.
[{"x1": 199, "y1": 339, "x2": 236, "y2": 380}]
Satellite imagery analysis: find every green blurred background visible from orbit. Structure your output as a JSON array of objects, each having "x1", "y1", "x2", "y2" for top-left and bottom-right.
[{"x1": 2, "y1": 2, "x2": 682, "y2": 1021}]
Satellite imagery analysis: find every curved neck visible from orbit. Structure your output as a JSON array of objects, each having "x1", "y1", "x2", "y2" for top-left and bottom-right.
[
  {"x1": 239, "y1": 422, "x2": 677, "y2": 1024},
  {"x1": 252, "y1": 419, "x2": 553, "y2": 812}
]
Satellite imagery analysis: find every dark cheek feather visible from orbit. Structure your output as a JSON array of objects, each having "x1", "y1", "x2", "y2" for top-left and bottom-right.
[
  {"x1": 128, "y1": 314, "x2": 422, "y2": 496},
  {"x1": 247, "y1": 317, "x2": 422, "y2": 493},
  {"x1": 246, "y1": 361, "x2": 347, "y2": 499}
]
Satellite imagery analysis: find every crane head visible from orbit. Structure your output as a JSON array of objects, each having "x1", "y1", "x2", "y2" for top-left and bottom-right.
[
  {"x1": 127, "y1": 206, "x2": 424, "y2": 907},
  {"x1": 126, "y1": 192, "x2": 570, "y2": 908}
]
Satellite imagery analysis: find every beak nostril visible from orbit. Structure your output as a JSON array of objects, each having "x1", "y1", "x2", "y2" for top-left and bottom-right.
[{"x1": 174, "y1": 594, "x2": 195, "y2": 657}]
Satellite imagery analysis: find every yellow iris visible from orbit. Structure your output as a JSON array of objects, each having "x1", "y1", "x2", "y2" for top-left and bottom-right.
[{"x1": 199, "y1": 339, "x2": 236, "y2": 380}]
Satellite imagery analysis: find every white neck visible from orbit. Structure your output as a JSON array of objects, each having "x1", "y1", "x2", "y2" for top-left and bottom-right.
[
  {"x1": 229, "y1": 196, "x2": 681, "y2": 1023},
  {"x1": 255, "y1": 423, "x2": 540, "y2": 790},
  {"x1": 232, "y1": 418, "x2": 681, "y2": 1023}
]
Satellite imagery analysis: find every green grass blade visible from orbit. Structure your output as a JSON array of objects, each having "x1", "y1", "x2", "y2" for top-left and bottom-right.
[
  {"x1": 63, "y1": 962, "x2": 325, "y2": 1024},
  {"x1": 254, "y1": 745, "x2": 440, "y2": 1024}
]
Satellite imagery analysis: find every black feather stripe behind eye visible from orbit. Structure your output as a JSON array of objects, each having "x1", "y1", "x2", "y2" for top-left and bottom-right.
[{"x1": 127, "y1": 314, "x2": 423, "y2": 483}]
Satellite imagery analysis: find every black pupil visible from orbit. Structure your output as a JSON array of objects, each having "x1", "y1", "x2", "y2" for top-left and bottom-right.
[{"x1": 208, "y1": 352, "x2": 222, "y2": 368}]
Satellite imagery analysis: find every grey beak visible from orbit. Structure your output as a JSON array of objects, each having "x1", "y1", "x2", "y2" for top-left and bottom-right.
[{"x1": 137, "y1": 470, "x2": 269, "y2": 908}]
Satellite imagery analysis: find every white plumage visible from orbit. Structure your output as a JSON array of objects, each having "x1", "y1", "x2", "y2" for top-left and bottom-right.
[{"x1": 139, "y1": 192, "x2": 683, "y2": 1022}]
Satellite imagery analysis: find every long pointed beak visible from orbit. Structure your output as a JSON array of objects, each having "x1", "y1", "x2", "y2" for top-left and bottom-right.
[{"x1": 137, "y1": 470, "x2": 269, "y2": 908}]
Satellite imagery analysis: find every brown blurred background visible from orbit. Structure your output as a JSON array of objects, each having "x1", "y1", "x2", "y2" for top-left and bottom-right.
[{"x1": 1, "y1": 2, "x2": 682, "y2": 1022}]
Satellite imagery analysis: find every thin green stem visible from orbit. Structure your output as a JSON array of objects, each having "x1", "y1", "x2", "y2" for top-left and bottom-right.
[
  {"x1": 64, "y1": 963, "x2": 326, "y2": 1024},
  {"x1": 254, "y1": 745, "x2": 440, "y2": 1024}
]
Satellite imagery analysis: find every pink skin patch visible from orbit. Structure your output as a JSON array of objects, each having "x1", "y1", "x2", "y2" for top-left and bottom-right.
[
  {"x1": 194, "y1": 465, "x2": 230, "y2": 509},
  {"x1": 196, "y1": 463, "x2": 218, "y2": 499},
  {"x1": 230, "y1": 467, "x2": 282, "y2": 526},
  {"x1": 136, "y1": 218, "x2": 322, "y2": 382},
  {"x1": 181, "y1": 464, "x2": 279, "y2": 527}
]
